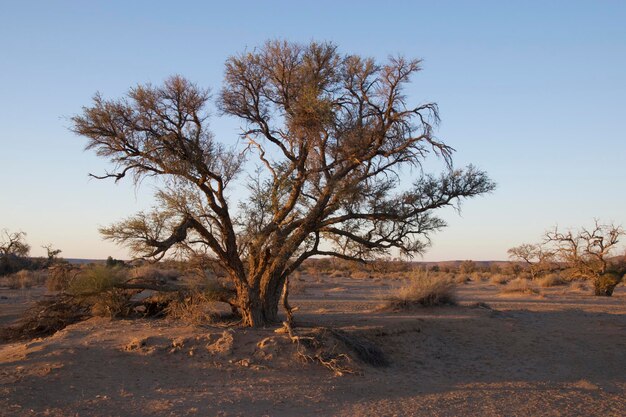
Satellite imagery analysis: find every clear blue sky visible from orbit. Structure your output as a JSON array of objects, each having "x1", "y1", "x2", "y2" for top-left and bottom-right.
[{"x1": 1, "y1": 1, "x2": 624, "y2": 261}]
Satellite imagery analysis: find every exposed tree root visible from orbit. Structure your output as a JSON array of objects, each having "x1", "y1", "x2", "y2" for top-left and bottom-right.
[{"x1": 281, "y1": 321, "x2": 388, "y2": 376}]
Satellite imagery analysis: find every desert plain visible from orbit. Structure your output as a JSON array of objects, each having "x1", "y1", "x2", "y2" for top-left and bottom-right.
[{"x1": 1, "y1": 271, "x2": 624, "y2": 417}]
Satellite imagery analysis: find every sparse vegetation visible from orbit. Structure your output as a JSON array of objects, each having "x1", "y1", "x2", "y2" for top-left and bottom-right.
[
  {"x1": 46, "y1": 263, "x2": 79, "y2": 291},
  {"x1": 511, "y1": 220, "x2": 625, "y2": 296},
  {"x1": 385, "y1": 272, "x2": 456, "y2": 308},
  {"x1": 67, "y1": 264, "x2": 126, "y2": 296},
  {"x1": 537, "y1": 273, "x2": 567, "y2": 288},
  {"x1": 490, "y1": 273, "x2": 510, "y2": 285},
  {"x1": 163, "y1": 290, "x2": 220, "y2": 325},
  {"x1": 5, "y1": 270, "x2": 47, "y2": 289},
  {"x1": 501, "y1": 278, "x2": 539, "y2": 295}
]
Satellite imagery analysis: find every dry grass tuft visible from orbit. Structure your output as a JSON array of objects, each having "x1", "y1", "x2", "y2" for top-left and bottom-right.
[
  {"x1": 571, "y1": 281, "x2": 589, "y2": 292},
  {"x1": 129, "y1": 264, "x2": 181, "y2": 282},
  {"x1": 384, "y1": 273, "x2": 456, "y2": 308},
  {"x1": 490, "y1": 274, "x2": 510, "y2": 285},
  {"x1": 4, "y1": 270, "x2": 47, "y2": 289},
  {"x1": 537, "y1": 273, "x2": 567, "y2": 288},
  {"x1": 90, "y1": 289, "x2": 132, "y2": 318},
  {"x1": 501, "y1": 278, "x2": 539, "y2": 295}
]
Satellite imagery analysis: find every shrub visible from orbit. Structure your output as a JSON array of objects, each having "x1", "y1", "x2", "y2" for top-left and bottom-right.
[
  {"x1": 470, "y1": 271, "x2": 487, "y2": 282},
  {"x1": 537, "y1": 273, "x2": 567, "y2": 287},
  {"x1": 5, "y1": 270, "x2": 47, "y2": 289},
  {"x1": 164, "y1": 290, "x2": 219, "y2": 324},
  {"x1": 129, "y1": 264, "x2": 181, "y2": 282},
  {"x1": 455, "y1": 274, "x2": 471, "y2": 284},
  {"x1": 489, "y1": 274, "x2": 509, "y2": 285},
  {"x1": 90, "y1": 289, "x2": 132, "y2": 318},
  {"x1": 501, "y1": 278, "x2": 539, "y2": 295},
  {"x1": 459, "y1": 260, "x2": 477, "y2": 274},
  {"x1": 385, "y1": 273, "x2": 456, "y2": 308},
  {"x1": 46, "y1": 264, "x2": 78, "y2": 291},
  {"x1": 68, "y1": 264, "x2": 125, "y2": 296},
  {"x1": 593, "y1": 272, "x2": 622, "y2": 296},
  {"x1": 571, "y1": 281, "x2": 589, "y2": 292}
]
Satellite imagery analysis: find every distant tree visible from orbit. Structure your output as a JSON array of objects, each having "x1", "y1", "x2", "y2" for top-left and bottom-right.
[
  {"x1": 42, "y1": 244, "x2": 62, "y2": 265},
  {"x1": 71, "y1": 40, "x2": 495, "y2": 326},
  {"x1": 105, "y1": 256, "x2": 126, "y2": 268},
  {"x1": 0, "y1": 230, "x2": 30, "y2": 258},
  {"x1": 0, "y1": 229, "x2": 31, "y2": 275},
  {"x1": 545, "y1": 221, "x2": 624, "y2": 296},
  {"x1": 507, "y1": 243, "x2": 555, "y2": 280}
]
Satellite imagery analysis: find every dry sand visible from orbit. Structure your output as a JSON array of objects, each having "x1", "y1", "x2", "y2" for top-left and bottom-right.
[{"x1": 1, "y1": 276, "x2": 625, "y2": 416}]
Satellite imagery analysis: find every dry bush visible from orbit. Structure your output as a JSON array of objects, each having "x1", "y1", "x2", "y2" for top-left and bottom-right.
[
  {"x1": 89, "y1": 289, "x2": 132, "y2": 318},
  {"x1": 46, "y1": 264, "x2": 78, "y2": 291},
  {"x1": 385, "y1": 273, "x2": 456, "y2": 308},
  {"x1": 501, "y1": 278, "x2": 539, "y2": 295},
  {"x1": 329, "y1": 270, "x2": 344, "y2": 278},
  {"x1": 5, "y1": 270, "x2": 47, "y2": 289},
  {"x1": 571, "y1": 281, "x2": 590, "y2": 292},
  {"x1": 490, "y1": 273, "x2": 510, "y2": 285},
  {"x1": 164, "y1": 290, "x2": 219, "y2": 324},
  {"x1": 455, "y1": 274, "x2": 471, "y2": 284},
  {"x1": 537, "y1": 273, "x2": 567, "y2": 287},
  {"x1": 470, "y1": 271, "x2": 487, "y2": 282},
  {"x1": 350, "y1": 270, "x2": 372, "y2": 279},
  {"x1": 0, "y1": 294, "x2": 89, "y2": 342},
  {"x1": 129, "y1": 264, "x2": 181, "y2": 282},
  {"x1": 288, "y1": 272, "x2": 307, "y2": 295}
]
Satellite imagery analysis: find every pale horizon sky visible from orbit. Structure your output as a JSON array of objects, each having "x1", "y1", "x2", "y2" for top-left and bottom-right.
[{"x1": 1, "y1": 1, "x2": 625, "y2": 261}]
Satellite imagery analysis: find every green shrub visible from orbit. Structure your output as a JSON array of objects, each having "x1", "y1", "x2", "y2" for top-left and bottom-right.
[{"x1": 68, "y1": 265, "x2": 125, "y2": 296}]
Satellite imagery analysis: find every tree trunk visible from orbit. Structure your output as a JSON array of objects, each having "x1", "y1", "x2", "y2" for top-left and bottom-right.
[
  {"x1": 261, "y1": 290, "x2": 280, "y2": 323},
  {"x1": 237, "y1": 285, "x2": 266, "y2": 327},
  {"x1": 236, "y1": 282, "x2": 281, "y2": 327}
]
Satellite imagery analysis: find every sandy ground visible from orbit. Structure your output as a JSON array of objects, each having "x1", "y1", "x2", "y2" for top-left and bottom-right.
[{"x1": 1, "y1": 276, "x2": 625, "y2": 416}]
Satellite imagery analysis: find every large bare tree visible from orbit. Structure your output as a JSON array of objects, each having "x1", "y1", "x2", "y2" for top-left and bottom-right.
[
  {"x1": 72, "y1": 40, "x2": 495, "y2": 326},
  {"x1": 545, "y1": 220, "x2": 624, "y2": 295}
]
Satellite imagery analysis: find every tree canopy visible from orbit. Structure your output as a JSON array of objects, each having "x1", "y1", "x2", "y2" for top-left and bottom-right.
[{"x1": 72, "y1": 40, "x2": 495, "y2": 326}]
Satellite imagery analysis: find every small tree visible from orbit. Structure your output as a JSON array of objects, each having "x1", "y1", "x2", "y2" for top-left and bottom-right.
[
  {"x1": 545, "y1": 221, "x2": 624, "y2": 296},
  {"x1": 42, "y1": 244, "x2": 62, "y2": 266},
  {"x1": 0, "y1": 229, "x2": 31, "y2": 275},
  {"x1": 507, "y1": 243, "x2": 555, "y2": 280},
  {"x1": 71, "y1": 40, "x2": 495, "y2": 326}
]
